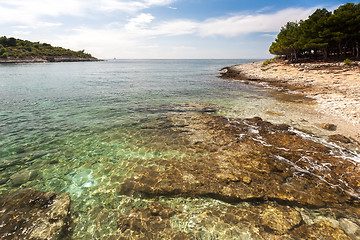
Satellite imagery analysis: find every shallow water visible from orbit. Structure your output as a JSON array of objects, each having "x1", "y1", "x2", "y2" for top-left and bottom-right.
[{"x1": 0, "y1": 60, "x2": 359, "y2": 239}]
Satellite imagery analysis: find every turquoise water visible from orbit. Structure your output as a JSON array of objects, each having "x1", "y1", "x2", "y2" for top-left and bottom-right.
[
  {"x1": 4, "y1": 60, "x2": 356, "y2": 239},
  {"x1": 1, "y1": 59, "x2": 275, "y2": 238}
]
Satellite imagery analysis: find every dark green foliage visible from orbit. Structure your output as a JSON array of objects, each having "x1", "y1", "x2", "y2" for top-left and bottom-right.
[
  {"x1": 344, "y1": 58, "x2": 352, "y2": 65},
  {"x1": 0, "y1": 36, "x2": 17, "y2": 47},
  {"x1": 0, "y1": 36, "x2": 93, "y2": 59},
  {"x1": 269, "y1": 3, "x2": 360, "y2": 61}
]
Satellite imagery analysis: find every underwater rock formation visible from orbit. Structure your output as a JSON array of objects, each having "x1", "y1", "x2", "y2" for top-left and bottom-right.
[
  {"x1": 121, "y1": 111, "x2": 360, "y2": 207},
  {"x1": 113, "y1": 202, "x2": 191, "y2": 239},
  {"x1": 0, "y1": 189, "x2": 71, "y2": 240},
  {"x1": 118, "y1": 104, "x2": 360, "y2": 239}
]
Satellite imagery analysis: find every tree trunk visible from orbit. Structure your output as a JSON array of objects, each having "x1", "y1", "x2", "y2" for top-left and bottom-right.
[
  {"x1": 293, "y1": 50, "x2": 298, "y2": 62},
  {"x1": 323, "y1": 48, "x2": 328, "y2": 60},
  {"x1": 356, "y1": 41, "x2": 359, "y2": 59}
]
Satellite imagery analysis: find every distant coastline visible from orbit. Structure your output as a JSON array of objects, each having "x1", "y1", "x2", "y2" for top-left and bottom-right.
[
  {"x1": 0, "y1": 36, "x2": 99, "y2": 63},
  {"x1": 0, "y1": 56, "x2": 100, "y2": 63}
]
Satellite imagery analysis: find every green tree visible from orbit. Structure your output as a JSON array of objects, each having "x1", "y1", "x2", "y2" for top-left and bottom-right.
[
  {"x1": 269, "y1": 21, "x2": 303, "y2": 61},
  {"x1": 0, "y1": 51, "x2": 8, "y2": 59},
  {"x1": 301, "y1": 8, "x2": 331, "y2": 59},
  {"x1": 0, "y1": 36, "x2": 95, "y2": 60},
  {"x1": 269, "y1": 3, "x2": 360, "y2": 60}
]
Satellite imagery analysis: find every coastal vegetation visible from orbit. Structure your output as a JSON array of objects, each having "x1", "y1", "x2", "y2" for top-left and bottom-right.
[
  {"x1": 0, "y1": 36, "x2": 93, "y2": 60},
  {"x1": 269, "y1": 3, "x2": 360, "y2": 61}
]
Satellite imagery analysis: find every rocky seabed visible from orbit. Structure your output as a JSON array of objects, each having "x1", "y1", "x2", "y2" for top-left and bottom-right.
[{"x1": 1, "y1": 103, "x2": 360, "y2": 239}]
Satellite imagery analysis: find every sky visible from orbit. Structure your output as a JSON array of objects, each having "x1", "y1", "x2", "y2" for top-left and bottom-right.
[{"x1": 0, "y1": 0, "x2": 357, "y2": 59}]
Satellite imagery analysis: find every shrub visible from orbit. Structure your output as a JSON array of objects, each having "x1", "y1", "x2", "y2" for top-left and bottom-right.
[
  {"x1": 262, "y1": 59, "x2": 272, "y2": 66},
  {"x1": 0, "y1": 52, "x2": 8, "y2": 58},
  {"x1": 344, "y1": 58, "x2": 352, "y2": 65}
]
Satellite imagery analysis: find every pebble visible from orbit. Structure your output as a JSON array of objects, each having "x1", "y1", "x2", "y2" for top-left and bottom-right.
[
  {"x1": 321, "y1": 123, "x2": 337, "y2": 131},
  {"x1": 10, "y1": 170, "x2": 38, "y2": 186}
]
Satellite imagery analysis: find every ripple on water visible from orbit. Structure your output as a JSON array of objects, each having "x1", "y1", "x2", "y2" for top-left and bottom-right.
[{"x1": 1, "y1": 60, "x2": 360, "y2": 239}]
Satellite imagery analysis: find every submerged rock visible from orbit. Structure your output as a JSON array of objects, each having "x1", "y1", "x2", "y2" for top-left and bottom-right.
[
  {"x1": 112, "y1": 202, "x2": 191, "y2": 239},
  {"x1": 339, "y1": 218, "x2": 360, "y2": 239},
  {"x1": 0, "y1": 189, "x2": 71, "y2": 240},
  {"x1": 117, "y1": 104, "x2": 360, "y2": 238},
  {"x1": 120, "y1": 111, "x2": 360, "y2": 208},
  {"x1": 10, "y1": 169, "x2": 38, "y2": 186},
  {"x1": 260, "y1": 204, "x2": 302, "y2": 234},
  {"x1": 329, "y1": 134, "x2": 352, "y2": 144},
  {"x1": 112, "y1": 199, "x2": 357, "y2": 239},
  {"x1": 292, "y1": 221, "x2": 351, "y2": 240}
]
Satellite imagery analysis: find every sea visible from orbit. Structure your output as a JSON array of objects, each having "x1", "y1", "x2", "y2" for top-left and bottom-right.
[{"x1": 0, "y1": 59, "x2": 358, "y2": 239}]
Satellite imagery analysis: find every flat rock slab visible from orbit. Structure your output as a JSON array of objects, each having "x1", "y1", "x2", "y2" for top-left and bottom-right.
[
  {"x1": 109, "y1": 202, "x2": 192, "y2": 239},
  {"x1": 116, "y1": 104, "x2": 360, "y2": 238},
  {"x1": 112, "y1": 200, "x2": 355, "y2": 240},
  {"x1": 120, "y1": 109, "x2": 360, "y2": 208},
  {"x1": 0, "y1": 189, "x2": 71, "y2": 240}
]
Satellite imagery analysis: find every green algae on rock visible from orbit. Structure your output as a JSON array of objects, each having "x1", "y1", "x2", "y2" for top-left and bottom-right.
[{"x1": 0, "y1": 189, "x2": 71, "y2": 240}]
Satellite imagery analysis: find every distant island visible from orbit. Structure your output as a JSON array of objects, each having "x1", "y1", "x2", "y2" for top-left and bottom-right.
[
  {"x1": 269, "y1": 3, "x2": 360, "y2": 62},
  {"x1": 0, "y1": 36, "x2": 99, "y2": 63}
]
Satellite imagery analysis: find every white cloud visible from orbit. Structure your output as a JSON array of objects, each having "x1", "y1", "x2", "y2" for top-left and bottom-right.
[
  {"x1": 0, "y1": 0, "x2": 177, "y2": 26},
  {"x1": 144, "y1": 0, "x2": 176, "y2": 6},
  {"x1": 98, "y1": 0, "x2": 146, "y2": 12},
  {"x1": 0, "y1": 2, "x2": 319, "y2": 59},
  {"x1": 199, "y1": 8, "x2": 315, "y2": 37},
  {"x1": 125, "y1": 13, "x2": 155, "y2": 31},
  {"x1": 44, "y1": 6, "x2": 317, "y2": 58},
  {"x1": 151, "y1": 20, "x2": 198, "y2": 36},
  {"x1": 121, "y1": 7, "x2": 315, "y2": 38},
  {"x1": 98, "y1": 0, "x2": 176, "y2": 12},
  {"x1": 0, "y1": 0, "x2": 86, "y2": 24},
  {"x1": 12, "y1": 31, "x2": 31, "y2": 36},
  {"x1": 262, "y1": 34, "x2": 277, "y2": 38},
  {"x1": 51, "y1": 26, "x2": 162, "y2": 58}
]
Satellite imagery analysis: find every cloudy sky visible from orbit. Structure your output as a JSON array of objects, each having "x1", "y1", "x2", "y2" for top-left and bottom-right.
[{"x1": 0, "y1": 0, "x2": 355, "y2": 59}]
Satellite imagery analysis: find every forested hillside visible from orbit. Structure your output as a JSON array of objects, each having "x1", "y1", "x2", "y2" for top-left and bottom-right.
[
  {"x1": 269, "y1": 3, "x2": 360, "y2": 61},
  {"x1": 0, "y1": 36, "x2": 95, "y2": 61}
]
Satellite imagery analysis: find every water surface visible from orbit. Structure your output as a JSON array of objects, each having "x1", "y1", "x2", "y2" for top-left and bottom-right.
[{"x1": 1, "y1": 59, "x2": 358, "y2": 239}]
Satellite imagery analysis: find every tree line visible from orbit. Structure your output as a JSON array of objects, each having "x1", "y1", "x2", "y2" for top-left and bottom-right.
[
  {"x1": 0, "y1": 36, "x2": 93, "y2": 59},
  {"x1": 269, "y1": 3, "x2": 360, "y2": 62}
]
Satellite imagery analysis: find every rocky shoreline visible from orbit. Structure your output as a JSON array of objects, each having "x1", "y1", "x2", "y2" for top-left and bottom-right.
[
  {"x1": 221, "y1": 61, "x2": 360, "y2": 142},
  {"x1": 1, "y1": 60, "x2": 360, "y2": 239},
  {"x1": 117, "y1": 103, "x2": 360, "y2": 239},
  {"x1": 1, "y1": 103, "x2": 360, "y2": 239},
  {"x1": 0, "y1": 56, "x2": 100, "y2": 63}
]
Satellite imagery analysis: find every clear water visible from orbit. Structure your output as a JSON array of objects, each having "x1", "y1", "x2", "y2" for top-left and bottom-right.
[{"x1": 0, "y1": 59, "x2": 356, "y2": 239}]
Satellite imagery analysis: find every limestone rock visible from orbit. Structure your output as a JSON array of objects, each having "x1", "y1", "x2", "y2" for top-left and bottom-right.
[
  {"x1": 339, "y1": 218, "x2": 360, "y2": 239},
  {"x1": 114, "y1": 202, "x2": 191, "y2": 239},
  {"x1": 321, "y1": 123, "x2": 337, "y2": 131},
  {"x1": 329, "y1": 134, "x2": 352, "y2": 144},
  {"x1": 210, "y1": 202, "x2": 303, "y2": 236},
  {"x1": 120, "y1": 111, "x2": 360, "y2": 207},
  {"x1": 117, "y1": 105, "x2": 359, "y2": 239},
  {"x1": 0, "y1": 189, "x2": 71, "y2": 240},
  {"x1": 292, "y1": 221, "x2": 351, "y2": 240},
  {"x1": 10, "y1": 169, "x2": 38, "y2": 186},
  {"x1": 260, "y1": 205, "x2": 302, "y2": 234}
]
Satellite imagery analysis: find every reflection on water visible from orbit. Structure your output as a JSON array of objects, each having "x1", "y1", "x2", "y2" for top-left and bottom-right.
[{"x1": 0, "y1": 60, "x2": 359, "y2": 239}]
